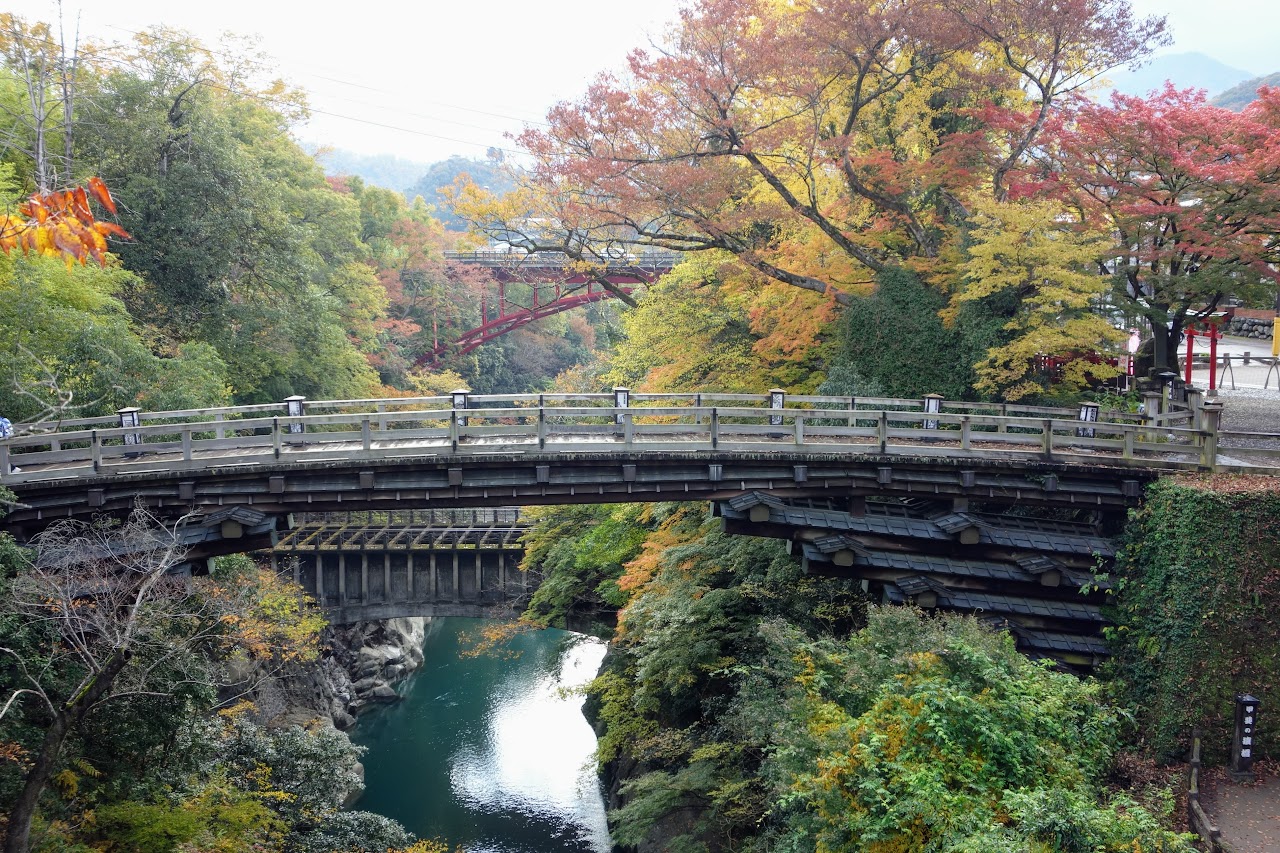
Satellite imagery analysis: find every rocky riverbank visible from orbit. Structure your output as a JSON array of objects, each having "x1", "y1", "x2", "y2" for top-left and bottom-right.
[
  {"x1": 246, "y1": 617, "x2": 430, "y2": 731},
  {"x1": 327, "y1": 617, "x2": 428, "y2": 724}
]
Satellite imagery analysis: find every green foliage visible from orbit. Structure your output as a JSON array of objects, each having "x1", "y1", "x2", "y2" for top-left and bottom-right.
[
  {"x1": 1105, "y1": 476, "x2": 1280, "y2": 760},
  {"x1": 563, "y1": 506, "x2": 866, "y2": 850},
  {"x1": 206, "y1": 712, "x2": 364, "y2": 826},
  {"x1": 404, "y1": 155, "x2": 515, "y2": 230},
  {"x1": 151, "y1": 707, "x2": 412, "y2": 852},
  {"x1": 829, "y1": 267, "x2": 980, "y2": 400},
  {"x1": 1212, "y1": 71, "x2": 1280, "y2": 111},
  {"x1": 757, "y1": 608, "x2": 1192, "y2": 852},
  {"x1": 314, "y1": 148, "x2": 432, "y2": 196},
  {"x1": 90, "y1": 771, "x2": 286, "y2": 852},
  {"x1": 569, "y1": 504, "x2": 1192, "y2": 853},
  {"x1": 73, "y1": 34, "x2": 383, "y2": 403},
  {"x1": 290, "y1": 810, "x2": 414, "y2": 853},
  {"x1": 518, "y1": 503, "x2": 651, "y2": 632},
  {"x1": 0, "y1": 255, "x2": 231, "y2": 422}
]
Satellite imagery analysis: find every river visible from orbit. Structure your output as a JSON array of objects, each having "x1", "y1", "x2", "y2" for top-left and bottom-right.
[{"x1": 350, "y1": 618, "x2": 612, "y2": 853}]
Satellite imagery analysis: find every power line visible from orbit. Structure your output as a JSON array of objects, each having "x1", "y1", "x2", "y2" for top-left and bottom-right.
[
  {"x1": 82, "y1": 48, "x2": 529, "y2": 158},
  {"x1": 208, "y1": 81, "x2": 526, "y2": 156},
  {"x1": 97, "y1": 22, "x2": 551, "y2": 134}
]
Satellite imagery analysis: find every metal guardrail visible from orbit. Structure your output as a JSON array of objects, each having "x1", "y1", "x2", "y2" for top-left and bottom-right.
[{"x1": 0, "y1": 392, "x2": 1230, "y2": 484}]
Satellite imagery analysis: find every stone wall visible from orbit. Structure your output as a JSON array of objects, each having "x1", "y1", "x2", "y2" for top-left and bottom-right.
[
  {"x1": 1225, "y1": 315, "x2": 1275, "y2": 340},
  {"x1": 1223, "y1": 309, "x2": 1276, "y2": 341}
]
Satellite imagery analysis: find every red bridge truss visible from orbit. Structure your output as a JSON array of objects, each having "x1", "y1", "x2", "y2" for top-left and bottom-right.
[{"x1": 417, "y1": 251, "x2": 679, "y2": 367}]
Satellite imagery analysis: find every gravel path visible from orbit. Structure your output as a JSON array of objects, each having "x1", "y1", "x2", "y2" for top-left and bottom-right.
[{"x1": 1215, "y1": 388, "x2": 1280, "y2": 435}]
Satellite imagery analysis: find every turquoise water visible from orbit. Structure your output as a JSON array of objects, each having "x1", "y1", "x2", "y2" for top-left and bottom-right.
[{"x1": 350, "y1": 618, "x2": 611, "y2": 852}]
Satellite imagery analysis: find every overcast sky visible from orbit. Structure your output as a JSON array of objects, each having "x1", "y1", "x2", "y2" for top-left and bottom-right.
[{"x1": 26, "y1": 0, "x2": 1280, "y2": 165}]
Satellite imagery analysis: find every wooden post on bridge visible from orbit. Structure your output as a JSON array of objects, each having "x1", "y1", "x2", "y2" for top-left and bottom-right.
[
  {"x1": 283, "y1": 396, "x2": 306, "y2": 435},
  {"x1": 1185, "y1": 386, "x2": 1204, "y2": 433},
  {"x1": 452, "y1": 389, "x2": 470, "y2": 428},
  {"x1": 118, "y1": 407, "x2": 142, "y2": 447},
  {"x1": 1141, "y1": 389, "x2": 1163, "y2": 443},
  {"x1": 769, "y1": 389, "x2": 785, "y2": 426},
  {"x1": 1076, "y1": 402, "x2": 1099, "y2": 438},
  {"x1": 923, "y1": 394, "x2": 942, "y2": 430},
  {"x1": 613, "y1": 386, "x2": 629, "y2": 425},
  {"x1": 1200, "y1": 399, "x2": 1223, "y2": 471}
]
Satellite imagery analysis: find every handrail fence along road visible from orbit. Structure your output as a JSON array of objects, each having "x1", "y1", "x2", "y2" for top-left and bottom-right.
[{"x1": 0, "y1": 389, "x2": 1258, "y2": 483}]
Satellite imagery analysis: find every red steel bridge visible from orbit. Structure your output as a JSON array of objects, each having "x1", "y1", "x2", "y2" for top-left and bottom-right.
[{"x1": 419, "y1": 251, "x2": 680, "y2": 366}]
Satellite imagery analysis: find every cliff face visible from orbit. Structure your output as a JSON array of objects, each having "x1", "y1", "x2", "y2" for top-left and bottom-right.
[
  {"x1": 244, "y1": 617, "x2": 430, "y2": 731},
  {"x1": 327, "y1": 618, "x2": 428, "y2": 724}
]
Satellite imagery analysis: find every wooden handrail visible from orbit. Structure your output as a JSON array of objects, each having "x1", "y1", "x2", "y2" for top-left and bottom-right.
[{"x1": 0, "y1": 393, "x2": 1225, "y2": 485}]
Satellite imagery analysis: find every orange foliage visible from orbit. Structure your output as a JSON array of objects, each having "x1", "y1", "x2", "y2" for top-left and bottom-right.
[
  {"x1": 616, "y1": 506, "x2": 703, "y2": 595},
  {"x1": 0, "y1": 740, "x2": 30, "y2": 771},
  {"x1": 744, "y1": 285, "x2": 842, "y2": 363},
  {"x1": 0, "y1": 179, "x2": 128, "y2": 266}
]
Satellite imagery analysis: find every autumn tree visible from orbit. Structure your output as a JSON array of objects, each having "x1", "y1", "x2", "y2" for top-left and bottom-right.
[
  {"x1": 950, "y1": 194, "x2": 1123, "y2": 399},
  {"x1": 461, "y1": 0, "x2": 1165, "y2": 306},
  {"x1": 604, "y1": 253, "x2": 836, "y2": 393},
  {"x1": 330, "y1": 176, "x2": 484, "y2": 385},
  {"x1": 0, "y1": 512, "x2": 323, "y2": 853},
  {"x1": 1035, "y1": 86, "x2": 1280, "y2": 372}
]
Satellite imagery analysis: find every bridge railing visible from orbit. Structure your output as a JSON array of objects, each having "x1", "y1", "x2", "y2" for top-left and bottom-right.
[
  {"x1": 0, "y1": 392, "x2": 1219, "y2": 482},
  {"x1": 1, "y1": 392, "x2": 1155, "y2": 436},
  {"x1": 1216, "y1": 428, "x2": 1280, "y2": 466}
]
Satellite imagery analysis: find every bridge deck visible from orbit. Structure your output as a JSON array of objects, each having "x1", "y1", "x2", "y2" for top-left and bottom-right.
[
  {"x1": 0, "y1": 392, "x2": 1228, "y2": 480},
  {"x1": 0, "y1": 392, "x2": 1271, "y2": 544}
]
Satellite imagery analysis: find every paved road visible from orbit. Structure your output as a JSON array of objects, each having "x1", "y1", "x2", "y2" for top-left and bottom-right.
[
  {"x1": 1203, "y1": 764, "x2": 1280, "y2": 853},
  {"x1": 1181, "y1": 335, "x2": 1280, "y2": 394}
]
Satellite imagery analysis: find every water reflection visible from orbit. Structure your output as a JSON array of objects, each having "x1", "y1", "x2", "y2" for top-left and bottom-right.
[{"x1": 351, "y1": 619, "x2": 610, "y2": 853}]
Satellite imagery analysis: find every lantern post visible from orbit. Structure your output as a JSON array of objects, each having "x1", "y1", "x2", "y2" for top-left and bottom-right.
[{"x1": 1231, "y1": 694, "x2": 1260, "y2": 782}]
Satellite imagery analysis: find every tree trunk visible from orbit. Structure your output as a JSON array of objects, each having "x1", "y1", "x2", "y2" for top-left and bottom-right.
[
  {"x1": 3, "y1": 651, "x2": 130, "y2": 853},
  {"x1": 1150, "y1": 322, "x2": 1170, "y2": 374},
  {"x1": 3, "y1": 710, "x2": 71, "y2": 853}
]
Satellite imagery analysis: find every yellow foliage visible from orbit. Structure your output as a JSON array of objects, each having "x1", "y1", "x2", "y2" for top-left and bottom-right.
[
  {"x1": 458, "y1": 617, "x2": 538, "y2": 659},
  {"x1": 202, "y1": 562, "x2": 326, "y2": 664},
  {"x1": 217, "y1": 699, "x2": 257, "y2": 720},
  {"x1": 404, "y1": 367, "x2": 469, "y2": 397},
  {"x1": 952, "y1": 194, "x2": 1124, "y2": 399},
  {"x1": 51, "y1": 768, "x2": 79, "y2": 798},
  {"x1": 387, "y1": 841, "x2": 462, "y2": 853}
]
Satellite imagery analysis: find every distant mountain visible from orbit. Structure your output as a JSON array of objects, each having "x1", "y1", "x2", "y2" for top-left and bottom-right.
[
  {"x1": 1212, "y1": 71, "x2": 1280, "y2": 111},
  {"x1": 405, "y1": 156, "x2": 518, "y2": 230},
  {"x1": 311, "y1": 148, "x2": 434, "y2": 195},
  {"x1": 1104, "y1": 52, "x2": 1253, "y2": 98}
]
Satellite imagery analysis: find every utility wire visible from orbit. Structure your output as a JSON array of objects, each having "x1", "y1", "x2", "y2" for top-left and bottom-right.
[
  {"x1": 78, "y1": 48, "x2": 529, "y2": 157},
  {"x1": 97, "y1": 22, "x2": 551, "y2": 130}
]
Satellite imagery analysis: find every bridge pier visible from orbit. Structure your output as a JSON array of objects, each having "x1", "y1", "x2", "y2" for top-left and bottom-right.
[{"x1": 262, "y1": 512, "x2": 531, "y2": 624}]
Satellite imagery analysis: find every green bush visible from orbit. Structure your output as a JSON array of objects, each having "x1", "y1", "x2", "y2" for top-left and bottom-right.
[
  {"x1": 1106, "y1": 476, "x2": 1280, "y2": 760},
  {"x1": 827, "y1": 267, "x2": 984, "y2": 400},
  {"x1": 757, "y1": 608, "x2": 1193, "y2": 852}
]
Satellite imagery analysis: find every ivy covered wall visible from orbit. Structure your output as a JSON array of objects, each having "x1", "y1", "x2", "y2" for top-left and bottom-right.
[{"x1": 1108, "y1": 475, "x2": 1280, "y2": 761}]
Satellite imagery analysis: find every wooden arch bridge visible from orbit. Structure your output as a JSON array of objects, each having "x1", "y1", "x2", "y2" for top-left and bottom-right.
[
  {"x1": 4, "y1": 388, "x2": 1275, "y2": 668},
  {"x1": 1, "y1": 388, "x2": 1267, "y2": 540}
]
